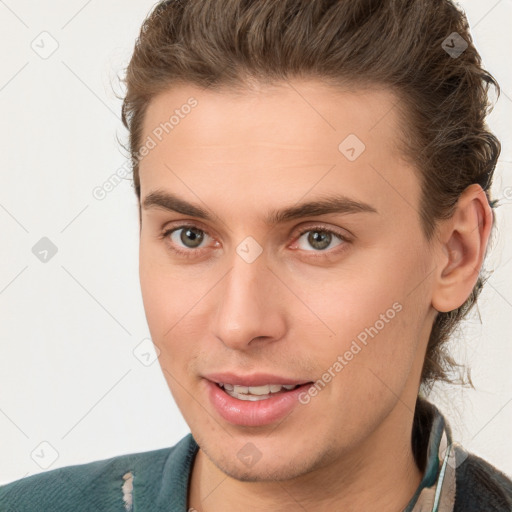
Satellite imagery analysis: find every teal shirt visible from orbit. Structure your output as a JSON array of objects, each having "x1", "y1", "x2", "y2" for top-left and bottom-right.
[
  {"x1": 1, "y1": 400, "x2": 511, "y2": 511},
  {"x1": 0, "y1": 435, "x2": 199, "y2": 512}
]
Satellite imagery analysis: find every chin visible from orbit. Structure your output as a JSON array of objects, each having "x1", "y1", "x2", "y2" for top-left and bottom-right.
[
  {"x1": 212, "y1": 456, "x2": 311, "y2": 482},
  {"x1": 199, "y1": 439, "x2": 331, "y2": 483}
]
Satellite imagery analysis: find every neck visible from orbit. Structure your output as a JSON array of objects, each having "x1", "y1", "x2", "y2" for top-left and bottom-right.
[{"x1": 188, "y1": 403, "x2": 423, "y2": 512}]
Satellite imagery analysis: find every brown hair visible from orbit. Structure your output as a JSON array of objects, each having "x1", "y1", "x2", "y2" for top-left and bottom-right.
[{"x1": 120, "y1": 0, "x2": 501, "y2": 388}]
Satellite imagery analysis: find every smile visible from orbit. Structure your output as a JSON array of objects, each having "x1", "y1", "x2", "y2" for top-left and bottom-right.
[
  {"x1": 206, "y1": 378, "x2": 314, "y2": 426},
  {"x1": 217, "y1": 383, "x2": 301, "y2": 401}
]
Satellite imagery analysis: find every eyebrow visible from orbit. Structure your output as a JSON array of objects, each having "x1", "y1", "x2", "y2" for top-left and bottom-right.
[{"x1": 142, "y1": 190, "x2": 378, "y2": 224}]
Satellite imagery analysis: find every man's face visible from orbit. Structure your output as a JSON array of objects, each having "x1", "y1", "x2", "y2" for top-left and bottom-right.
[{"x1": 138, "y1": 80, "x2": 437, "y2": 481}]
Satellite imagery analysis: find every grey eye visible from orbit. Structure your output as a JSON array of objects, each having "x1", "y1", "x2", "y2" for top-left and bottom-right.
[
  {"x1": 297, "y1": 230, "x2": 342, "y2": 251},
  {"x1": 173, "y1": 227, "x2": 205, "y2": 248}
]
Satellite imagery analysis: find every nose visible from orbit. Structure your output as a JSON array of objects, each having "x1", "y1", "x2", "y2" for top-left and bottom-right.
[{"x1": 212, "y1": 252, "x2": 287, "y2": 351}]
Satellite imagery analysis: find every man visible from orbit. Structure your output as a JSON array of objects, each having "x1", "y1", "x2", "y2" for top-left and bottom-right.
[{"x1": 1, "y1": 0, "x2": 511, "y2": 510}]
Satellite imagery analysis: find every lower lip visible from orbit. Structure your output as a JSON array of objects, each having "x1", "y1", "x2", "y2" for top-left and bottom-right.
[{"x1": 205, "y1": 380, "x2": 313, "y2": 427}]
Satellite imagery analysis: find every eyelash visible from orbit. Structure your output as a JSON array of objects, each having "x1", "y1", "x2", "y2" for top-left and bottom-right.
[{"x1": 160, "y1": 223, "x2": 350, "y2": 259}]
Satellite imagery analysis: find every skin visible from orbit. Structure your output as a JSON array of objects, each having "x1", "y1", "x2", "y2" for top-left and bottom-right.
[{"x1": 137, "y1": 79, "x2": 492, "y2": 511}]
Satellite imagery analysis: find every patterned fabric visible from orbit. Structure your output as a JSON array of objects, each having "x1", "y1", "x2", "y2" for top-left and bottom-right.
[{"x1": 405, "y1": 403, "x2": 468, "y2": 512}]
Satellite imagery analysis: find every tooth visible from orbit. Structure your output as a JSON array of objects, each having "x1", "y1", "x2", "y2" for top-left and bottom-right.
[
  {"x1": 248, "y1": 385, "x2": 271, "y2": 395},
  {"x1": 225, "y1": 389, "x2": 271, "y2": 401},
  {"x1": 238, "y1": 393, "x2": 269, "y2": 401},
  {"x1": 222, "y1": 383, "x2": 299, "y2": 398}
]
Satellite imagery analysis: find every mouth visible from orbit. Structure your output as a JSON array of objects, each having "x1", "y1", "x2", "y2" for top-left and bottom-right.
[
  {"x1": 204, "y1": 375, "x2": 315, "y2": 426},
  {"x1": 216, "y1": 382, "x2": 303, "y2": 401}
]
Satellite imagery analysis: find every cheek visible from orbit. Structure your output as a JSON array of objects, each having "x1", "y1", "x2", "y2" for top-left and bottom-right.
[
  {"x1": 139, "y1": 244, "x2": 213, "y2": 370},
  {"x1": 292, "y1": 252, "x2": 402, "y2": 340},
  {"x1": 139, "y1": 244, "x2": 185, "y2": 345},
  {"x1": 140, "y1": 239, "x2": 190, "y2": 327},
  {"x1": 302, "y1": 241, "x2": 429, "y2": 386},
  {"x1": 139, "y1": 264, "x2": 197, "y2": 401}
]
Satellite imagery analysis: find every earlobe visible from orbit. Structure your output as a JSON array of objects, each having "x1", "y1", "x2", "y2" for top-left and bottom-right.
[{"x1": 431, "y1": 184, "x2": 493, "y2": 313}]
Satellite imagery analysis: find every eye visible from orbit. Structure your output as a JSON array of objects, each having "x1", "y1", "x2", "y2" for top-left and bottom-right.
[
  {"x1": 294, "y1": 227, "x2": 347, "y2": 252},
  {"x1": 160, "y1": 223, "x2": 349, "y2": 259},
  {"x1": 171, "y1": 226, "x2": 206, "y2": 248},
  {"x1": 161, "y1": 224, "x2": 214, "y2": 257}
]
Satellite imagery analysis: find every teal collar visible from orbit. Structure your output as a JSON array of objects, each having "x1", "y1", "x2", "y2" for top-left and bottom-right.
[{"x1": 405, "y1": 400, "x2": 463, "y2": 512}]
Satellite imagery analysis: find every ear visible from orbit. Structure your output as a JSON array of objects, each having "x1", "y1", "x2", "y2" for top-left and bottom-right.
[{"x1": 431, "y1": 184, "x2": 493, "y2": 313}]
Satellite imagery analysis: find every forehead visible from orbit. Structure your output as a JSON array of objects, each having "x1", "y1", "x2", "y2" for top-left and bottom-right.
[
  {"x1": 142, "y1": 80, "x2": 403, "y2": 153},
  {"x1": 138, "y1": 80, "x2": 419, "y2": 220}
]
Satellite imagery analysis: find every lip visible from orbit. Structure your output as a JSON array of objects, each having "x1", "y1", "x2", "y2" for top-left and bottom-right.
[
  {"x1": 204, "y1": 377, "x2": 314, "y2": 427},
  {"x1": 203, "y1": 372, "x2": 311, "y2": 387}
]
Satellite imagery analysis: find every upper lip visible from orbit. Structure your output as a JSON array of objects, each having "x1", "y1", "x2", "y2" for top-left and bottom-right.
[{"x1": 204, "y1": 372, "x2": 312, "y2": 387}]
